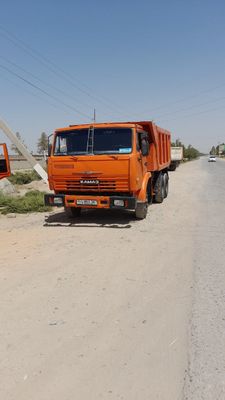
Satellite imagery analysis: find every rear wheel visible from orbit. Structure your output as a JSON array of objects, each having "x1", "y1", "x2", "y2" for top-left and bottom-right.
[
  {"x1": 154, "y1": 173, "x2": 165, "y2": 203},
  {"x1": 163, "y1": 172, "x2": 169, "y2": 198},
  {"x1": 64, "y1": 207, "x2": 81, "y2": 218},
  {"x1": 169, "y1": 163, "x2": 177, "y2": 171},
  {"x1": 147, "y1": 179, "x2": 153, "y2": 204}
]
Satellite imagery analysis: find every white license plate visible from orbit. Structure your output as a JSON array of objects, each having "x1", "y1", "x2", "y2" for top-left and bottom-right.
[{"x1": 76, "y1": 199, "x2": 98, "y2": 206}]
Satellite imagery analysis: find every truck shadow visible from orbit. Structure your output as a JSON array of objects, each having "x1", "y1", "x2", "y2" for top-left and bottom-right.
[{"x1": 44, "y1": 209, "x2": 137, "y2": 229}]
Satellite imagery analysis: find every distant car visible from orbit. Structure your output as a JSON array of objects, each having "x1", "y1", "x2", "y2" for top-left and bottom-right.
[{"x1": 208, "y1": 155, "x2": 216, "y2": 162}]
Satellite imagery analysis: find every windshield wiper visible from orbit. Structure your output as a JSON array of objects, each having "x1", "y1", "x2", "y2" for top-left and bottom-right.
[
  {"x1": 67, "y1": 151, "x2": 88, "y2": 155},
  {"x1": 93, "y1": 150, "x2": 120, "y2": 154}
]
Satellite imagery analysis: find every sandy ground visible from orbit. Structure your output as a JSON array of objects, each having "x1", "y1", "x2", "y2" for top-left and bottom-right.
[
  {"x1": 13, "y1": 178, "x2": 51, "y2": 196},
  {"x1": 0, "y1": 158, "x2": 224, "y2": 399}
]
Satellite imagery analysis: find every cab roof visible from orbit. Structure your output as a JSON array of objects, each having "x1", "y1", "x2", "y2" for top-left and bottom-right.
[{"x1": 55, "y1": 122, "x2": 141, "y2": 133}]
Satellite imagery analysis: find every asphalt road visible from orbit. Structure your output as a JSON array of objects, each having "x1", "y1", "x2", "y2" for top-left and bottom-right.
[
  {"x1": 184, "y1": 157, "x2": 225, "y2": 400},
  {"x1": 0, "y1": 157, "x2": 225, "y2": 400}
]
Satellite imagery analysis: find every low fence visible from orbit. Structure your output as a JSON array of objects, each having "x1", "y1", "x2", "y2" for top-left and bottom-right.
[{"x1": 9, "y1": 155, "x2": 47, "y2": 171}]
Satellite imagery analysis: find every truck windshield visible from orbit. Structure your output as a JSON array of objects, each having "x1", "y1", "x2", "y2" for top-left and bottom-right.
[{"x1": 54, "y1": 128, "x2": 132, "y2": 155}]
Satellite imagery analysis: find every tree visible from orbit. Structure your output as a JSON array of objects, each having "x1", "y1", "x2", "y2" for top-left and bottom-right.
[
  {"x1": 171, "y1": 138, "x2": 183, "y2": 147},
  {"x1": 172, "y1": 138, "x2": 201, "y2": 160},
  {"x1": 209, "y1": 146, "x2": 216, "y2": 155},
  {"x1": 10, "y1": 132, "x2": 27, "y2": 156},
  {"x1": 37, "y1": 132, "x2": 48, "y2": 154},
  {"x1": 184, "y1": 144, "x2": 200, "y2": 160}
]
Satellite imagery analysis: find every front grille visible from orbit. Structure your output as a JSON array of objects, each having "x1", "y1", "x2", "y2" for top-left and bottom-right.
[{"x1": 54, "y1": 176, "x2": 129, "y2": 192}]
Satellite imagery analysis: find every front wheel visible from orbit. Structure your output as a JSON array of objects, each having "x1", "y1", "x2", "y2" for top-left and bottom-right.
[
  {"x1": 135, "y1": 189, "x2": 148, "y2": 219},
  {"x1": 64, "y1": 207, "x2": 81, "y2": 218},
  {"x1": 135, "y1": 202, "x2": 148, "y2": 219}
]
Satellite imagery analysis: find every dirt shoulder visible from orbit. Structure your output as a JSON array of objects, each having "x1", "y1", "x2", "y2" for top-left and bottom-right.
[{"x1": 0, "y1": 160, "x2": 207, "y2": 400}]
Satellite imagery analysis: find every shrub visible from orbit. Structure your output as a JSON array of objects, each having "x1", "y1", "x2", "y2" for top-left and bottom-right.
[
  {"x1": 0, "y1": 190, "x2": 50, "y2": 214},
  {"x1": 8, "y1": 170, "x2": 41, "y2": 185}
]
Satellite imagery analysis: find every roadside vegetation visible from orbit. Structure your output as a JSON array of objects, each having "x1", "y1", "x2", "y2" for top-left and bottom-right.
[
  {"x1": 172, "y1": 139, "x2": 202, "y2": 161},
  {"x1": 0, "y1": 190, "x2": 50, "y2": 214},
  {"x1": 11, "y1": 130, "x2": 48, "y2": 156},
  {"x1": 209, "y1": 144, "x2": 225, "y2": 156},
  {"x1": 8, "y1": 170, "x2": 41, "y2": 185}
]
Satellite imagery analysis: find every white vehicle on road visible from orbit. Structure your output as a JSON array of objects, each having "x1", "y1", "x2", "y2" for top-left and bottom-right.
[{"x1": 208, "y1": 155, "x2": 216, "y2": 162}]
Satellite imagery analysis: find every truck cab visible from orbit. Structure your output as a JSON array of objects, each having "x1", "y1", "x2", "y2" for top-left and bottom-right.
[{"x1": 0, "y1": 143, "x2": 10, "y2": 180}]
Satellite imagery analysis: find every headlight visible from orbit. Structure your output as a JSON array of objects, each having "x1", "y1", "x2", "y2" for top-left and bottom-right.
[
  {"x1": 53, "y1": 197, "x2": 63, "y2": 205},
  {"x1": 114, "y1": 199, "x2": 124, "y2": 207}
]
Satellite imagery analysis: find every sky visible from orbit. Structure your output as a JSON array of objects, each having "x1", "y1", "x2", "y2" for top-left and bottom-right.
[{"x1": 0, "y1": 0, "x2": 225, "y2": 153}]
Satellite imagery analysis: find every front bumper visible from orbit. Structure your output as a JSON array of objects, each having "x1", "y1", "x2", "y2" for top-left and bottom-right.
[{"x1": 44, "y1": 194, "x2": 136, "y2": 210}]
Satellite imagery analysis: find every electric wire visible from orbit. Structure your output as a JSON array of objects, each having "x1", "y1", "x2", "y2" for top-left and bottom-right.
[
  {"x1": 0, "y1": 25, "x2": 131, "y2": 117},
  {"x1": 0, "y1": 64, "x2": 92, "y2": 119},
  {"x1": 0, "y1": 55, "x2": 101, "y2": 112},
  {"x1": 152, "y1": 95, "x2": 225, "y2": 120},
  {"x1": 158, "y1": 103, "x2": 225, "y2": 123},
  {"x1": 0, "y1": 69, "x2": 75, "y2": 115},
  {"x1": 1, "y1": 25, "x2": 225, "y2": 123},
  {"x1": 141, "y1": 82, "x2": 225, "y2": 115}
]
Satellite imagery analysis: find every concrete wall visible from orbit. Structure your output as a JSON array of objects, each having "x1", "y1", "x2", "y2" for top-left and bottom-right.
[{"x1": 9, "y1": 155, "x2": 47, "y2": 171}]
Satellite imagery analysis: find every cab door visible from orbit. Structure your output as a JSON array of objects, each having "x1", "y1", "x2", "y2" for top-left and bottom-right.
[
  {"x1": 135, "y1": 131, "x2": 148, "y2": 189},
  {"x1": 0, "y1": 143, "x2": 10, "y2": 179}
]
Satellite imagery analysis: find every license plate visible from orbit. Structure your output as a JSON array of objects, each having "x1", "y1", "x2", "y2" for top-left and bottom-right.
[{"x1": 76, "y1": 199, "x2": 98, "y2": 206}]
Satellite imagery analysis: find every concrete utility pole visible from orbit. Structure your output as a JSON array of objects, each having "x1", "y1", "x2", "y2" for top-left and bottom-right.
[{"x1": 0, "y1": 119, "x2": 48, "y2": 183}]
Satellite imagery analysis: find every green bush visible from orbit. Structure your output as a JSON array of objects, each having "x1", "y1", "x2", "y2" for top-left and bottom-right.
[
  {"x1": 0, "y1": 190, "x2": 50, "y2": 214},
  {"x1": 8, "y1": 170, "x2": 41, "y2": 185},
  {"x1": 183, "y1": 145, "x2": 201, "y2": 160}
]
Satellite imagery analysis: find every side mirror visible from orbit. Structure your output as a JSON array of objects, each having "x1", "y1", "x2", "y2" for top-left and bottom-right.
[{"x1": 141, "y1": 140, "x2": 149, "y2": 156}]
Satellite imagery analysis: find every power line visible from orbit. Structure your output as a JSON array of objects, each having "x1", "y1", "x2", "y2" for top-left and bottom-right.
[
  {"x1": 0, "y1": 25, "x2": 131, "y2": 117},
  {"x1": 141, "y1": 82, "x2": 225, "y2": 116},
  {"x1": 3, "y1": 25, "x2": 225, "y2": 123},
  {"x1": 158, "y1": 103, "x2": 225, "y2": 123},
  {"x1": 153, "y1": 95, "x2": 225, "y2": 120},
  {"x1": 0, "y1": 64, "x2": 92, "y2": 119},
  {"x1": 0, "y1": 55, "x2": 99, "y2": 112},
  {"x1": 0, "y1": 69, "x2": 74, "y2": 115}
]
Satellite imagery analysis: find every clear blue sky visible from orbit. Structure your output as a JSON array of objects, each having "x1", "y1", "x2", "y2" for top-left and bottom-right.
[{"x1": 0, "y1": 0, "x2": 225, "y2": 152}]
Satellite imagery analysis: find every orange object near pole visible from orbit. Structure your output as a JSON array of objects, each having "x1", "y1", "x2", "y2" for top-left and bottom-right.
[{"x1": 0, "y1": 143, "x2": 10, "y2": 180}]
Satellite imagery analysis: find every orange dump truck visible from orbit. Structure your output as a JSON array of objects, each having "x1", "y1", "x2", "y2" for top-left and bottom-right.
[
  {"x1": 0, "y1": 143, "x2": 10, "y2": 180},
  {"x1": 45, "y1": 121, "x2": 171, "y2": 219}
]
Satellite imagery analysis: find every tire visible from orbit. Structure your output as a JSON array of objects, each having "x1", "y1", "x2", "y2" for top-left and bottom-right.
[
  {"x1": 147, "y1": 179, "x2": 153, "y2": 204},
  {"x1": 154, "y1": 173, "x2": 165, "y2": 203},
  {"x1": 169, "y1": 163, "x2": 177, "y2": 171},
  {"x1": 64, "y1": 207, "x2": 81, "y2": 218},
  {"x1": 135, "y1": 201, "x2": 148, "y2": 219},
  {"x1": 163, "y1": 172, "x2": 169, "y2": 198},
  {"x1": 135, "y1": 190, "x2": 148, "y2": 219}
]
